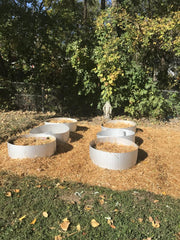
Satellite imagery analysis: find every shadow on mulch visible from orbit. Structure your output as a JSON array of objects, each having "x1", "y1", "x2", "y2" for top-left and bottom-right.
[
  {"x1": 56, "y1": 142, "x2": 73, "y2": 154},
  {"x1": 70, "y1": 132, "x2": 83, "y2": 143},
  {"x1": 137, "y1": 148, "x2": 148, "y2": 163},
  {"x1": 77, "y1": 125, "x2": 89, "y2": 132},
  {"x1": 136, "y1": 127, "x2": 143, "y2": 133},
  {"x1": 135, "y1": 136, "x2": 143, "y2": 146}
]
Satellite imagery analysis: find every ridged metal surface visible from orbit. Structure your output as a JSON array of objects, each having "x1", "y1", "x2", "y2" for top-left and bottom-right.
[
  {"x1": 45, "y1": 117, "x2": 77, "y2": 132},
  {"x1": 101, "y1": 120, "x2": 136, "y2": 133},
  {"x1": 30, "y1": 123, "x2": 69, "y2": 144},
  {"x1": 96, "y1": 129, "x2": 135, "y2": 142},
  {"x1": 7, "y1": 134, "x2": 56, "y2": 159},
  {"x1": 89, "y1": 137, "x2": 138, "y2": 170}
]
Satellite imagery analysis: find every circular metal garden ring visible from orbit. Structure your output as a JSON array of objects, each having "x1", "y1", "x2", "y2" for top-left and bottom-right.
[
  {"x1": 96, "y1": 129, "x2": 135, "y2": 142},
  {"x1": 89, "y1": 137, "x2": 138, "y2": 170},
  {"x1": 101, "y1": 120, "x2": 136, "y2": 132},
  {"x1": 30, "y1": 123, "x2": 69, "y2": 144},
  {"x1": 7, "y1": 134, "x2": 56, "y2": 159},
  {"x1": 45, "y1": 117, "x2": 77, "y2": 132}
]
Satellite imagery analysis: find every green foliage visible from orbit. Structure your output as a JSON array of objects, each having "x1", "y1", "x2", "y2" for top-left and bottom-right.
[
  {"x1": 0, "y1": 0, "x2": 179, "y2": 118},
  {"x1": 124, "y1": 66, "x2": 166, "y2": 118},
  {"x1": 164, "y1": 91, "x2": 180, "y2": 117},
  {"x1": 92, "y1": 7, "x2": 180, "y2": 118}
]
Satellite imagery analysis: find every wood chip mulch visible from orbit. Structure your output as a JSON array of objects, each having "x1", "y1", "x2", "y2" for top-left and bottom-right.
[
  {"x1": 0, "y1": 120, "x2": 180, "y2": 199},
  {"x1": 94, "y1": 142, "x2": 137, "y2": 153},
  {"x1": 12, "y1": 136, "x2": 54, "y2": 146}
]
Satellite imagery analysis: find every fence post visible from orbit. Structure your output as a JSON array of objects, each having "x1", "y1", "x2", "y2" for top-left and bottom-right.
[{"x1": 41, "y1": 85, "x2": 45, "y2": 113}]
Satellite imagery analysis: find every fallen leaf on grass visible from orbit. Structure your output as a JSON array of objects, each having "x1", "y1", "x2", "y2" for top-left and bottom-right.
[
  {"x1": 99, "y1": 198, "x2": 104, "y2": 205},
  {"x1": 114, "y1": 209, "x2": 119, "y2": 212},
  {"x1": 13, "y1": 189, "x2": 20, "y2": 193},
  {"x1": 49, "y1": 226, "x2": 56, "y2": 230},
  {"x1": 76, "y1": 224, "x2": 81, "y2": 232},
  {"x1": 84, "y1": 205, "x2": 93, "y2": 211},
  {"x1": 107, "y1": 219, "x2": 116, "y2": 229},
  {"x1": 19, "y1": 215, "x2": 26, "y2": 221},
  {"x1": 138, "y1": 218, "x2": 143, "y2": 223},
  {"x1": 153, "y1": 200, "x2": 159, "y2": 203},
  {"x1": 149, "y1": 216, "x2": 153, "y2": 223},
  {"x1": 42, "y1": 211, "x2": 48, "y2": 218},
  {"x1": 30, "y1": 218, "x2": 37, "y2": 225},
  {"x1": 55, "y1": 183, "x2": 66, "y2": 189},
  {"x1": 91, "y1": 219, "x2": 100, "y2": 228},
  {"x1": 60, "y1": 218, "x2": 70, "y2": 231},
  {"x1": 54, "y1": 235, "x2": 62, "y2": 240},
  {"x1": 152, "y1": 221, "x2": 160, "y2": 228},
  {"x1": 148, "y1": 216, "x2": 160, "y2": 228},
  {"x1": 99, "y1": 195, "x2": 105, "y2": 199},
  {"x1": 5, "y1": 192, "x2": 12, "y2": 197}
]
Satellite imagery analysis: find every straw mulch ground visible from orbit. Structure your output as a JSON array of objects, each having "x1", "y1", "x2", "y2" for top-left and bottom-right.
[{"x1": 0, "y1": 118, "x2": 180, "y2": 199}]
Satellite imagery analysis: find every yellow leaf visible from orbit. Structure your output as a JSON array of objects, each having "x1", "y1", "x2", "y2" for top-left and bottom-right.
[
  {"x1": 58, "y1": 185, "x2": 66, "y2": 189},
  {"x1": 152, "y1": 221, "x2": 160, "y2": 228},
  {"x1": 107, "y1": 219, "x2": 116, "y2": 229},
  {"x1": 30, "y1": 218, "x2": 37, "y2": 225},
  {"x1": 138, "y1": 218, "x2": 143, "y2": 223},
  {"x1": 19, "y1": 215, "x2": 26, "y2": 221},
  {"x1": 5, "y1": 191, "x2": 12, "y2": 197},
  {"x1": 114, "y1": 209, "x2": 118, "y2": 212},
  {"x1": 13, "y1": 189, "x2": 20, "y2": 193},
  {"x1": 91, "y1": 219, "x2": 100, "y2": 228},
  {"x1": 60, "y1": 218, "x2": 70, "y2": 231},
  {"x1": 99, "y1": 199, "x2": 104, "y2": 205},
  {"x1": 153, "y1": 200, "x2": 159, "y2": 203},
  {"x1": 84, "y1": 205, "x2": 92, "y2": 211},
  {"x1": 76, "y1": 224, "x2": 81, "y2": 232},
  {"x1": 43, "y1": 211, "x2": 48, "y2": 218},
  {"x1": 99, "y1": 195, "x2": 105, "y2": 199},
  {"x1": 54, "y1": 235, "x2": 62, "y2": 240},
  {"x1": 149, "y1": 216, "x2": 153, "y2": 223},
  {"x1": 149, "y1": 216, "x2": 160, "y2": 228}
]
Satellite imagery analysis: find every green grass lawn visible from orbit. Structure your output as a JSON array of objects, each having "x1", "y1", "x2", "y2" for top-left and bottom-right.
[
  {"x1": 0, "y1": 172, "x2": 180, "y2": 240},
  {"x1": 0, "y1": 111, "x2": 180, "y2": 239}
]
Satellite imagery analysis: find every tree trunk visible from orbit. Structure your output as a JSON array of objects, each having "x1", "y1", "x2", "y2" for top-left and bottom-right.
[
  {"x1": 0, "y1": 54, "x2": 8, "y2": 79},
  {"x1": 83, "y1": 0, "x2": 88, "y2": 21},
  {"x1": 101, "y1": 0, "x2": 105, "y2": 10}
]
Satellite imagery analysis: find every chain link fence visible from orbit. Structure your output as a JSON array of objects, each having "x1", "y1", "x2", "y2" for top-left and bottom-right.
[
  {"x1": 1, "y1": 81, "x2": 180, "y2": 116},
  {"x1": 0, "y1": 81, "x2": 63, "y2": 113}
]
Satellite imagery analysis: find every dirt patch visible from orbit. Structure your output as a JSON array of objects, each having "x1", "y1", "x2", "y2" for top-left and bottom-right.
[
  {"x1": 0, "y1": 120, "x2": 180, "y2": 198},
  {"x1": 94, "y1": 142, "x2": 137, "y2": 153}
]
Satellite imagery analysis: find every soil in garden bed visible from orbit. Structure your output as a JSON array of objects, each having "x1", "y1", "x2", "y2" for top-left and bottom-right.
[
  {"x1": 95, "y1": 142, "x2": 137, "y2": 153},
  {"x1": 12, "y1": 136, "x2": 53, "y2": 146},
  {"x1": 103, "y1": 122, "x2": 134, "y2": 128},
  {"x1": 47, "y1": 119, "x2": 74, "y2": 123}
]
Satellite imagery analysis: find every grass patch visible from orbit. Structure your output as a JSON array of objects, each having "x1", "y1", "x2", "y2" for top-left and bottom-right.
[
  {"x1": 0, "y1": 171, "x2": 179, "y2": 240},
  {"x1": 0, "y1": 111, "x2": 55, "y2": 143}
]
